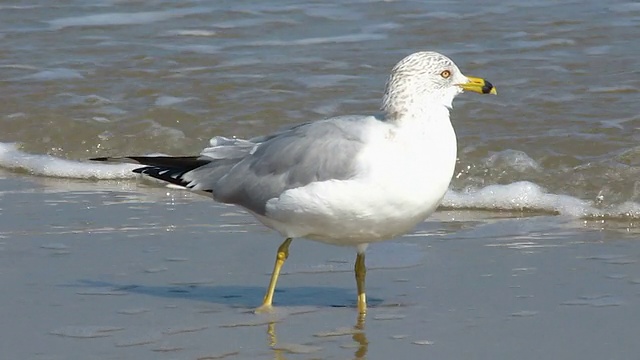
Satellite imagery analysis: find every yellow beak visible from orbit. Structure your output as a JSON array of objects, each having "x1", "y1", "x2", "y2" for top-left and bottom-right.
[{"x1": 459, "y1": 76, "x2": 497, "y2": 95}]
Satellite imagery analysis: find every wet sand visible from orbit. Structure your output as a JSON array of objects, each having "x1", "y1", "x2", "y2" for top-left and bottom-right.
[{"x1": 1, "y1": 171, "x2": 639, "y2": 360}]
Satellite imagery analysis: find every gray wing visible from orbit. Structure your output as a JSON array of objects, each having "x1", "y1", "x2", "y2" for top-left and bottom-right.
[{"x1": 184, "y1": 115, "x2": 379, "y2": 215}]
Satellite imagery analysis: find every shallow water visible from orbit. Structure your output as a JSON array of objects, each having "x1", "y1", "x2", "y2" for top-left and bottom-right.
[{"x1": 1, "y1": 1, "x2": 640, "y2": 359}]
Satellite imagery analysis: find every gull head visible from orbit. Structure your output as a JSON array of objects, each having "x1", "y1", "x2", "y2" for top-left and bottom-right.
[{"x1": 381, "y1": 51, "x2": 496, "y2": 120}]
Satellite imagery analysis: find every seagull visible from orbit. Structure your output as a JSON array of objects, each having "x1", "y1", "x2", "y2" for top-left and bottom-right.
[{"x1": 92, "y1": 51, "x2": 496, "y2": 315}]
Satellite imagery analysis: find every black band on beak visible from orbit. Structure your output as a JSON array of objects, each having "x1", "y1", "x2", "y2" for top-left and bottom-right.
[{"x1": 482, "y1": 80, "x2": 495, "y2": 94}]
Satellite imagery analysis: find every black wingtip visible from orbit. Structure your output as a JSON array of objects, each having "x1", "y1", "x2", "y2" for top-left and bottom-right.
[
  {"x1": 132, "y1": 166, "x2": 192, "y2": 189},
  {"x1": 89, "y1": 156, "x2": 214, "y2": 193}
]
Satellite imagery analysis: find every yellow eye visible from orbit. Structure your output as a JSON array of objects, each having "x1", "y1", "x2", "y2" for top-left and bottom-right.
[{"x1": 440, "y1": 70, "x2": 451, "y2": 79}]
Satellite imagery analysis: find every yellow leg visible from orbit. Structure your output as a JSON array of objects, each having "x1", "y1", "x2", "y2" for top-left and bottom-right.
[
  {"x1": 355, "y1": 251, "x2": 367, "y2": 314},
  {"x1": 256, "y1": 238, "x2": 292, "y2": 313}
]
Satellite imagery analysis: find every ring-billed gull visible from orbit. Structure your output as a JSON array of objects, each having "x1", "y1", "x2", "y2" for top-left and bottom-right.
[{"x1": 92, "y1": 51, "x2": 496, "y2": 315}]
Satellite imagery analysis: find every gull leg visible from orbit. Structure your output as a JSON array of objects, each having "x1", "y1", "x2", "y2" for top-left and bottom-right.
[
  {"x1": 256, "y1": 238, "x2": 292, "y2": 313},
  {"x1": 355, "y1": 251, "x2": 367, "y2": 314}
]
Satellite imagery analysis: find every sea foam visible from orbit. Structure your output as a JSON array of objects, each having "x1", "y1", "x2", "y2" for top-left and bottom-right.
[
  {"x1": 444, "y1": 182, "x2": 591, "y2": 216},
  {"x1": 444, "y1": 182, "x2": 640, "y2": 219},
  {"x1": 0, "y1": 142, "x2": 138, "y2": 179},
  {"x1": 48, "y1": 8, "x2": 207, "y2": 29}
]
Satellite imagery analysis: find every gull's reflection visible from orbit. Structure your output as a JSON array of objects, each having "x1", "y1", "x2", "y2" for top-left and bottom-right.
[
  {"x1": 267, "y1": 313, "x2": 369, "y2": 360},
  {"x1": 267, "y1": 322, "x2": 286, "y2": 360},
  {"x1": 353, "y1": 313, "x2": 369, "y2": 359}
]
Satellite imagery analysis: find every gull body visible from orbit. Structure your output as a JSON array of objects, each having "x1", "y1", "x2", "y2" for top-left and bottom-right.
[
  {"x1": 92, "y1": 51, "x2": 496, "y2": 315},
  {"x1": 253, "y1": 110, "x2": 456, "y2": 246}
]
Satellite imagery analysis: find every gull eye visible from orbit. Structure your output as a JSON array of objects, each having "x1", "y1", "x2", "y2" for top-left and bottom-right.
[{"x1": 440, "y1": 70, "x2": 451, "y2": 79}]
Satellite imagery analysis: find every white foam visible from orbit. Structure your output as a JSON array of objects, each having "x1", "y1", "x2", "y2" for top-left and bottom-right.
[
  {"x1": 48, "y1": 8, "x2": 206, "y2": 29},
  {"x1": 154, "y1": 95, "x2": 194, "y2": 107},
  {"x1": 444, "y1": 181, "x2": 640, "y2": 219},
  {"x1": 163, "y1": 29, "x2": 217, "y2": 37},
  {"x1": 247, "y1": 33, "x2": 386, "y2": 47},
  {"x1": 0, "y1": 143, "x2": 138, "y2": 179},
  {"x1": 18, "y1": 68, "x2": 84, "y2": 81},
  {"x1": 443, "y1": 181, "x2": 592, "y2": 216}
]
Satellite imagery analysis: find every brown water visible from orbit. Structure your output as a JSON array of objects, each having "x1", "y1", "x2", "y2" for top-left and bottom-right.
[{"x1": 1, "y1": 2, "x2": 640, "y2": 359}]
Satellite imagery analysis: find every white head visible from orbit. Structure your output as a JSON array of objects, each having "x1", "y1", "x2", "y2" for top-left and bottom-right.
[{"x1": 381, "y1": 51, "x2": 495, "y2": 120}]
